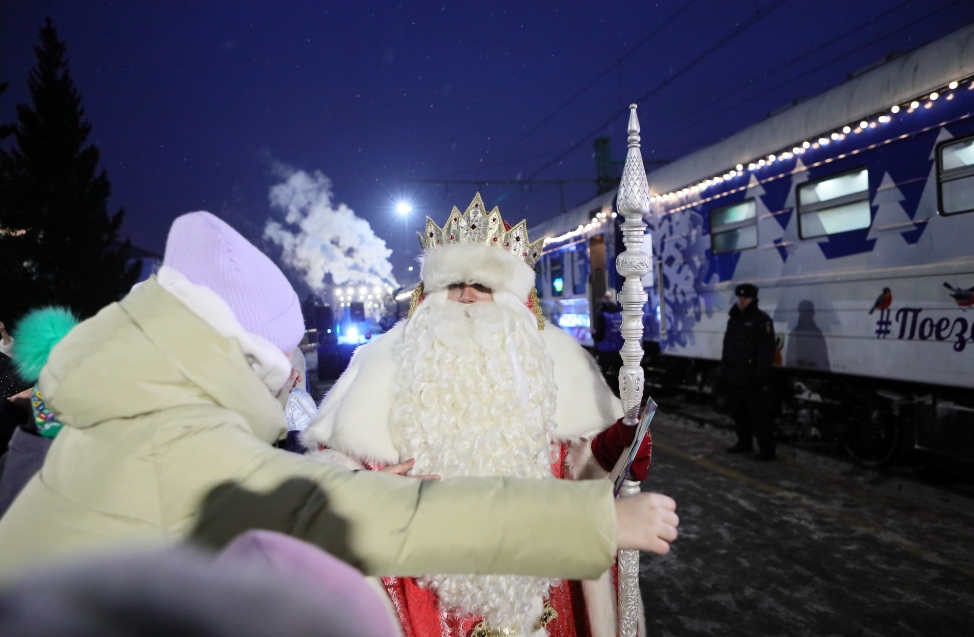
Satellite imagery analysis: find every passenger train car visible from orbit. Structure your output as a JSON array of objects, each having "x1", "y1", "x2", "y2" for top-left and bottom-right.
[
  {"x1": 534, "y1": 25, "x2": 974, "y2": 467},
  {"x1": 647, "y1": 27, "x2": 974, "y2": 462}
]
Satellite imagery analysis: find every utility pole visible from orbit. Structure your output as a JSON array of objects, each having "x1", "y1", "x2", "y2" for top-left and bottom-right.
[
  {"x1": 404, "y1": 178, "x2": 594, "y2": 213},
  {"x1": 406, "y1": 141, "x2": 668, "y2": 212}
]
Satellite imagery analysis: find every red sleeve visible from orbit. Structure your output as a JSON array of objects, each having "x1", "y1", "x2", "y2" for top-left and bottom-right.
[{"x1": 590, "y1": 419, "x2": 653, "y2": 481}]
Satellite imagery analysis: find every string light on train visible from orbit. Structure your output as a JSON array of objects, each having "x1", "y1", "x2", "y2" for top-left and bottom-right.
[
  {"x1": 649, "y1": 75, "x2": 974, "y2": 203},
  {"x1": 542, "y1": 209, "x2": 617, "y2": 245}
]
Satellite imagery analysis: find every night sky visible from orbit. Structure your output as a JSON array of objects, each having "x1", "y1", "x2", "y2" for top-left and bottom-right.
[{"x1": 2, "y1": 1, "x2": 972, "y2": 290}]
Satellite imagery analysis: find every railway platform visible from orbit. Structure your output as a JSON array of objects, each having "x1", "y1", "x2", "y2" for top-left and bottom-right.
[{"x1": 639, "y1": 412, "x2": 974, "y2": 637}]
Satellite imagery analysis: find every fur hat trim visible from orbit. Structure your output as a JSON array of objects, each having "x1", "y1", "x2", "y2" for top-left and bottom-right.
[{"x1": 420, "y1": 243, "x2": 536, "y2": 302}]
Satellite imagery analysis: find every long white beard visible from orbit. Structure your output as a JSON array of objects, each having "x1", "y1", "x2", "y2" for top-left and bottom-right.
[{"x1": 390, "y1": 290, "x2": 559, "y2": 632}]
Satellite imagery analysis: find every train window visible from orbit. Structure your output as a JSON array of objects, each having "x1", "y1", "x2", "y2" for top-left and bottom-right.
[
  {"x1": 572, "y1": 248, "x2": 587, "y2": 295},
  {"x1": 710, "y1": 200, "x2": 757, "y2": 254},
  {"x1": 938, "y1": 136, "x2": 974, "y2": 215},
  {"x1": 549, "y1": 254, "x2": 564, "y2": 297},
  {"x1": 797, "y1": 168, "x2": 871, "y2": 238}
]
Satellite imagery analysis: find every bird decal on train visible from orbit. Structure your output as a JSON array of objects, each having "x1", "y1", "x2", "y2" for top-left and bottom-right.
[
  {"x1": 943, "y1": 282, "x2": 974, "y2": 308},
  {"x1": 868, "y1": 288, "x2": 892, "y2": 315}
]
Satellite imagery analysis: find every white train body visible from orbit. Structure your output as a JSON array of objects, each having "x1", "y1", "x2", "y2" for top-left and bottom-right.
[
  {"x1": 652, "y1": 145, "x2": 974, "y2": 390},
  {"x1": 534, "y1": 26, "x2": 974, "y2": 464},
  {"x1": 642, "y1": 26, "x2": 974, "y2": 463}
]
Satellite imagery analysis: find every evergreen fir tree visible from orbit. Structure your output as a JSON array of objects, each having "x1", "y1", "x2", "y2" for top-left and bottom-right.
[
  {"x1": 0, "y1": 82, "x2": 24, "y2": 319},
  {"x1": 0, "y1": 18, "x2": 138, "y2": 322}
]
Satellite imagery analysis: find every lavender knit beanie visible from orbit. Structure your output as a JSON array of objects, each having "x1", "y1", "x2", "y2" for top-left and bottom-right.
[{"x1": 163, "y1": 211, "x2": 304, "y2": 353}]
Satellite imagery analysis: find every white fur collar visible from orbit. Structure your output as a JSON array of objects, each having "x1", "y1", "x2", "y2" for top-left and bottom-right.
[
  {"x1": 156, "y1": 266, "x2": 292, "y2": 393},
  {"x1": 303, "y1": 321, "x2": 622, "y2": 464}
]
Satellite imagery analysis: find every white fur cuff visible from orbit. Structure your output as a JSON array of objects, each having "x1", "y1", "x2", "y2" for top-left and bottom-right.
[{"x1": 306, "y1": 447, "x2": 367, "y2": 471}]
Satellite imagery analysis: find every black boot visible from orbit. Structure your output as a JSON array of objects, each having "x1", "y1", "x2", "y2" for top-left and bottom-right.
[{"x1": 725, "y1": 441, "x2": 753, "y2": 453}]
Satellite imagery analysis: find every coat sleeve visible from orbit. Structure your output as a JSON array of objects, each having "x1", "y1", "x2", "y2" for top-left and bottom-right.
[
  {"x1": 593, "y1": 309, "x2": 606, "y2": 342},
  {"x1": 166, "y1": 421, "x2": 617, "y2": 580},
  {"x1": 719, "y1": 319, "x2": 731, "y2": 380},
  {"x1": 590, "y1": 419, "x2": 653, "y2": 480}
]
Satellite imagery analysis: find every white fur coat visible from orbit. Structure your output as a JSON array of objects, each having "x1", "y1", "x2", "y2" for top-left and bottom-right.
[
  {"x1": 302, "y1": 321, "x2": 638, "y2": 637},
  {"x1": 303, "y1": 320, "x2": 622, "y2": 464}
]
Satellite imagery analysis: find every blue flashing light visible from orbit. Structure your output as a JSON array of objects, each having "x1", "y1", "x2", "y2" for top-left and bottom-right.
[
  {"x1": 336, "y1": 323, "x2": 371, "y2": 345},
  {"x1": 553, "y1": 277, "x2": 564, "y2": 293}
]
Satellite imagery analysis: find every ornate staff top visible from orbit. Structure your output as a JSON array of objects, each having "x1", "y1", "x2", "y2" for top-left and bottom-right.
[{"x1": 615, "y1": 104, "x2": 652, "y2": 422}]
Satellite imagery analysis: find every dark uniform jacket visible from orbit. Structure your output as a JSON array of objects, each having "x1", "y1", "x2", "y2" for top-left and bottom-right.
[
  {"x1": 721, "y1": 301, "x2": 775, "y2": 386},
  {"x1": 592, "y1": 301, "x2": 623, "y2": 353}
]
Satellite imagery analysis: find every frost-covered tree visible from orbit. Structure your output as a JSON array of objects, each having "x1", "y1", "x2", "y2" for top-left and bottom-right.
[{"x1": 0, "y1": 18, "x2": 138, "y2": 322}]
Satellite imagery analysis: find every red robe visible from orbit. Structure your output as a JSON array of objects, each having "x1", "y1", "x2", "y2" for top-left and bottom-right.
[
  {"x1": 328, "y1": 418, "x2": 653, "y2": 637},
  {"x1": 368, "y1": 443, "x2": 594, "y2": 637}
]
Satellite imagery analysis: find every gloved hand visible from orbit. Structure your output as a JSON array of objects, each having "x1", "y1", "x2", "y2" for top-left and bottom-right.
[{"x1": 591, "y1": 419, "x2": 653, "y2": 481}]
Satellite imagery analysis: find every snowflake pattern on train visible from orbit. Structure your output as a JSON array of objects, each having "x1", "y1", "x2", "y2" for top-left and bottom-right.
[{"x1": 649, "y1": 202, "x2": 722, "y2": 350}]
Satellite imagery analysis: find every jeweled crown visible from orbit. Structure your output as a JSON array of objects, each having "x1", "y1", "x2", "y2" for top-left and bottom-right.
[{"x1": 417, "y1": 193, "x2": 544, "y2": 268}]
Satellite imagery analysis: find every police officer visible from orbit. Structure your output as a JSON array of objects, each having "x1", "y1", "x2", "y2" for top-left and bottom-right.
[
  {"x1": 592, "y1": 289, "x2": 623, "y2": 391},
  {"x1": 721, "y1": 283, "x2": 777, "y2": 460}
]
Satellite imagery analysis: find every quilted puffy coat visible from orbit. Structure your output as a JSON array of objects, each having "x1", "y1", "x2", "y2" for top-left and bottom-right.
[{"x1": 0, "y1": 278, "x2": 616, "y2": 581}]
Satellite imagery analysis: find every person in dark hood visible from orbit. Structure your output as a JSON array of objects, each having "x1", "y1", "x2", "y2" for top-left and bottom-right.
[{"x1": 721, "y1": 283, "x2": 777, "y2": 460}]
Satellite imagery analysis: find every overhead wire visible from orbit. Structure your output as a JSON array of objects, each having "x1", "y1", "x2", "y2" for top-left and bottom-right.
[
  {"x1": 524, "y1": 0, "x2": 791, "y2": 181},
  {"x1": 442, "y1": 149, "x2": 564, "y2": 178},
  {"x1": 508, "y1": 0, "x2": 702, "y2": 149},
  {"x1": 653, "y1": 0, "x2": 969, "y2": 155},
  {"x1": 658, "y1": 0, "x2": 916, "y2": 132},
  {"x1": 459, "y1": 0, "x2": 699, "y2": 183},
  {"x1": 450, "y1": 0, "x2": 913, "y2": 185}
]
